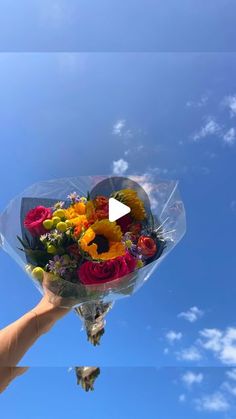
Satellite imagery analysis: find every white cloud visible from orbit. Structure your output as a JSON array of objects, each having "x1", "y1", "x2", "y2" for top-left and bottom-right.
[
  {"x1": 179, "y1": 394, "x2": 186, "y2": 403},
  {"x1": 182, "y1": 371, "x2": 204, "y2": 388},
  {"x1": 112, "y1": 158, "x2": 129, "y2": 176},
  {"x1": 222, "y1": 381, "x2": 236, "y2": 397},
  {"x1": 231, "y1": 201, "x2": 236, "y2": 212},
  {"x1": 199, "y1": 327, "x2": 236, "y2": 365},
  {"x1": 226, "y1": 369, "x2": 236, "y2": 381},
  {"x1": 178, "y1": 306, "x2": 204, "y2": 323},
  {"x1": 223, "y1": 128, "x2": 236, "y2": 145},
  {"x1": 195, "y1": 392, "x2": 230, "y2": 412},
  {"x1": 163, "y1": 348, "x2": 169, "y2": 355},
  {"x1": 112, "y1": 119, "x2": 126, "y2": 136},
  {"x1": 112, "y1": 119, "x2": 134, "y2": 139},
  {"x1": 192, "y1": 117, "x2": 221, "y2": 141},
  {"x1": 166, "y1": 330, "x2": 183, "y2": 344},
  {"x1": 186, "y1": 95, "x2": 208, "y2": 108},
  {"x1": 177, "y1": 346, "x2": 202, "y2": 362},
  {"x1": 223, "y1": 95, "x2": 236, "y2": 118}
]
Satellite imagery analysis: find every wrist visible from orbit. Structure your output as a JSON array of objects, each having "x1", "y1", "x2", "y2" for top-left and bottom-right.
[{"x1": 32, "y1": 296, "x2": 70, "y2": 334}]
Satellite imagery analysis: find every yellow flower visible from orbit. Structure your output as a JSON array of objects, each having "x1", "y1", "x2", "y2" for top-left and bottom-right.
[
  {"x1": 112, "y1": 189, "x2": 146, "y2": 221},
  {"x1": 64, "y1": 202, "x2": 86, "y2": 220},
  {"x1": 79, "y1": 219, "x2": 125, "y2": 260}
]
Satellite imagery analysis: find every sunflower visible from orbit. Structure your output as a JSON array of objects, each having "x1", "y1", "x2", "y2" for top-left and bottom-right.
[
  {"x1": 112, "y1": 189, "x2": 146, "y2": 221},
  {"x1": 79, "y1": 219, "x2": 125, "y2": 261}
]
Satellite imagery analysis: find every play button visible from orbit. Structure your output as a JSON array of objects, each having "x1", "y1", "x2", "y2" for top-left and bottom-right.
[{"x1": 108, "y1": 197, "x2": 131, "y2": 222}]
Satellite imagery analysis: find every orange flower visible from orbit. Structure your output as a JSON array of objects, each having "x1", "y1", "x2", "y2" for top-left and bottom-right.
[
  {"x1": 86, "y1": 197, "x2": 109, "y2": 223},
  {"x1": 73, "y1": 215, "x2": 89, "y2": 238},
  {"x1": 65, "y1": 202, "x2": 86, "y2": 220},
  {"x1": 137, "y1": 235, "x2": 157, "y2": 258}
]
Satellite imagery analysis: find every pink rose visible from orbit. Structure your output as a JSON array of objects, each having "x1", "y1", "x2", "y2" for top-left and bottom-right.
[
  {"x1": 24, "y1": 206, "x2": 52, "y2": 237},
  {"x1": 78, "y1": 251, "x2": 136, "y2": 285}
]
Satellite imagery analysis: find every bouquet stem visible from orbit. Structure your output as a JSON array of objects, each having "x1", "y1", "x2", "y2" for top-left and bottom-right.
[
  {"x1": 75, "y1": 367, "x2": 100, "y2": 391},
  {"x1": 74, "y1": 301, "x2": 114, "y2": 346}
]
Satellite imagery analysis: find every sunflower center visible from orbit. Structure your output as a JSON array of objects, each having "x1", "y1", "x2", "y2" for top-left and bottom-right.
[{"x1": 88, "y1": 234, "x2": 110, "y2": 254}]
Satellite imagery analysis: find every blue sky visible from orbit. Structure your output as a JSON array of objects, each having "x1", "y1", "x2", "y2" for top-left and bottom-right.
[
  {"x1": 0, "y1": 52, "x2": 236, "y2": 415},
  {"x1": 2, "y1": 367, "x2": 236, "y2": 418},
  {"x1": 0, "y1": 0, "x2": 236, "y2": 51}
]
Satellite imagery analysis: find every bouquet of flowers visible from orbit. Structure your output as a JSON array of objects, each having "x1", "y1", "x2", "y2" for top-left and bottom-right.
[{"x1": 0, "y1": 175, "x2": 186, "y2": 345}]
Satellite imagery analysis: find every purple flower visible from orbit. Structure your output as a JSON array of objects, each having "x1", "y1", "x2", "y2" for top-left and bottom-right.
[
  {"x1": 67, "y1": 192, "x2": 80, "y2": 203},
  {"x1": 48, "y1": 255, "x2": 77, "y2": 277}
]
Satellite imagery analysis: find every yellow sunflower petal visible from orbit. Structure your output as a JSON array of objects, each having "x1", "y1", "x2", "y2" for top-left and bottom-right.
[{"x1": 113, "y1": 189, "x2": 146, "y2": 221}]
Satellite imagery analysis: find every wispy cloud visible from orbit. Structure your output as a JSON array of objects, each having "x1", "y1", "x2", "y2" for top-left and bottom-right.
[
  {"x1": 186, "y1": 95, "x2": 208, "y2": 108},
  {"x1": 222, "y1": 381, "x2": 236, "y2": 397},
  {"x1": 199, "y1": 327, "x2": 236, "y2": 365},
  {"x1": 223, "y1": 128, "x2": 236, "y2": 145},
  {"x1": 166, "y1": 330, "x2": 183, "y2": 344},
  {"x1": 112, "y1": 119, "x2": 126, "y2": 136},
  {"x1": 195, "y1": 392, "x2": 230, "y2": 412},
  {"x1": 112, "y1": 158, "x2": 129, "y2": 175},
  {"x1": 112, "y1": 119, "x2": 133, "y2": 139},
  {"x1": 178, "y1": 306, "x2": 204, "y2": 323},
  {"x1": 179, "y1": 394, "x2": 186, "y2": 403},
  {"x1": 223, "y1": 94, "x2": 236, "y2": 118},
  {"x1": 182, "y1": 371, "x2": 204, "y2": 388},
  {"x1": 227, "y1": 369, "x2": 236, "y2": 381},
  {"x1": 192, "y1": 117, "x2": 221, "y2": 141},
  {"x1": 177, "y1": 346, "x2": 202, "y2": 362},
  {"x1": 231, "y1": 201, "x2": 236, "y2": 212}
]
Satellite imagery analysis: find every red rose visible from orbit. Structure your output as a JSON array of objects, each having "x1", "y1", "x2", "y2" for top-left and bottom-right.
[
  {"x1": 77, "y1": 251, "x2": 136, "y2": 285},
  {"x1": 137, "y1": 235, "x2": 157, "y2": 258},
  {"x1": 67, "y1": 244, "x2": 81, "y2": 260},
  {"x1": 24, "y1": 206, "x2": 52, "y2": 236},
  {"x1": 116, "y1": 214, "x2": 133, "y2": 233}
]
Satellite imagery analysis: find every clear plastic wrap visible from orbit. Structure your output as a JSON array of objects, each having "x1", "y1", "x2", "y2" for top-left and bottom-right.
[{"x1": 0, "y1": 175, "x2": 186, "y2": 344}]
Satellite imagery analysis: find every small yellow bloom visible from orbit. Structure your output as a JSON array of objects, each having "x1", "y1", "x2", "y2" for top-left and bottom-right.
[
  {"x1": 52, "y1": 216, "x2": 61, "y2": 226},
  {"x1": 43, "y1": 219, "x2": 54, "y2": 230},
  {"x1": 47, "y1": 244, "x2": 57, "y2": 254},
  {"x1": 53, "y1": 209, "x2": 65, "y2": 219},
  {"x1": 136, "y1": 260, "x2": 144, "y2": 269},
  {"x1": 57, "y1": 222, "x2": 68, "y2": 232},
  {"x1": 32, "y1": 267, "x2": 44, "y2": 281}
]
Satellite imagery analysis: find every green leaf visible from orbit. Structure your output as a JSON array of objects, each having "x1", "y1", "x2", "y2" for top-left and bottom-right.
[{"x1": 17, "y1": 235, "x2": 28, "y2": 249}]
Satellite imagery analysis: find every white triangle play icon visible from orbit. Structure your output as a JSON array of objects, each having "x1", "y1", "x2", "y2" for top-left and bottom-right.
[{"x1": 109, "y1": 197, "x2": 131, "y2": 222}]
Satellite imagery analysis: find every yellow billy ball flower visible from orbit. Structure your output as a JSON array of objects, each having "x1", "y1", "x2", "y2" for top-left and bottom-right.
[
  {"x1": 53, "y1": 209, "x2": 65, "y2": 219},
  {"x1": 57, "y1": 222, "x2": 68, "y2": 232},
  {"x1": 52, "y1": 216, "x2": 61, "y2": 226},
  {"x1": 136, "y1": 260, "x2": 144, "y2": 269},
  {"x1": 32, "y1": 267, "x2": 44, "y2": 281},
  {"x1": 43, "y1": 219, "x2": 54, "y2": 230},
  {"x1": 47, "y1": 244, "x2": 57, "y2": 254},
  {"x1": 65, "y1": 220, "x2": 72, "y2": 228},
  {"x1": 125, "y1": 239, "x2": 132, "y2": 249}
]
